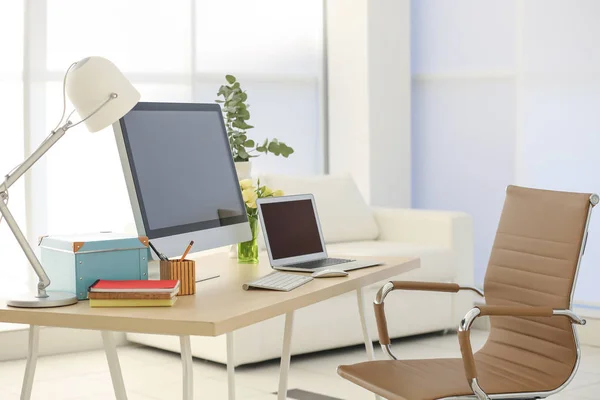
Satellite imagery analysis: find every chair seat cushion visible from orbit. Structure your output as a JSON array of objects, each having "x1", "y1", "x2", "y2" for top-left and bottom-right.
[{"x1": 338, "y1": 352, "x2": 568, "y2": 400}]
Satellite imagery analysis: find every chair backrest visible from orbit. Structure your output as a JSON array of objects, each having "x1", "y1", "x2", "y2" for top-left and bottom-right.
[{"x1": 479, "y1": 185, "x2": 594, "y2": 391}]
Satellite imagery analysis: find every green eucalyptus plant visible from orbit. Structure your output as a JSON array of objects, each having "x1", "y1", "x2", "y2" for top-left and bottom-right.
[{"x1": 216, "y1": 75, "x2": 294, "y2": 162}]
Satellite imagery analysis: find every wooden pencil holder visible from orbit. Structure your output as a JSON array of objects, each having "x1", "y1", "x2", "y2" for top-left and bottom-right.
[{"x1": 160, "y1": 259, "x2": 196, "y2": 295}]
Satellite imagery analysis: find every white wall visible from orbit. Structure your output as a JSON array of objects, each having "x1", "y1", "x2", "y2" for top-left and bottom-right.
[
  {"x1": 412, "y1": 0, "x2": 517, "y2": 284},
  {"x1": 516, "y1": 0, "x2": 600, "y2": 305},
  {"x1": 326, "y1": 0, "x2": 411, "y2": 208},
  {"x1": 413, "y1": 0, "x2": 600, "y2": 304}
]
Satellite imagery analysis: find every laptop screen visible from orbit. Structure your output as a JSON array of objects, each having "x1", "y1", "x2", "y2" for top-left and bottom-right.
[{"x1": 259, "y1": 199, "x2": 324, "y2": 260}]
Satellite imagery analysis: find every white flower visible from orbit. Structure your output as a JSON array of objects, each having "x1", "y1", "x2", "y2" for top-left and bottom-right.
[
  {"x1": 242, "y1": 188, "x2": 258, "y2": 204},
  {"x1": 240, "y1": 179, "x2": 254, "y2": 190}
]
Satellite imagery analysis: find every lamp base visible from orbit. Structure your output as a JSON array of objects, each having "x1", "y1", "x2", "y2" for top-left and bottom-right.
[{"x1": 7, "y1": 292, "x2": 78, "y2": 308}]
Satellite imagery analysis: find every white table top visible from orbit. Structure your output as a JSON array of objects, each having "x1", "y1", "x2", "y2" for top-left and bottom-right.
[{"x1": 0, "y1": 253, "x2": 418, "y2": 336}]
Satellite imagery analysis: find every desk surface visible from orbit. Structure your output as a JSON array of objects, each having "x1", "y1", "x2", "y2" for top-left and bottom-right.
[{"x1": 0, "y1": 253, "x2": 418, "y2": 336}]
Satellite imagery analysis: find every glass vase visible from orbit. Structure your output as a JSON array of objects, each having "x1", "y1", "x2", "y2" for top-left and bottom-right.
[{"x1": 238, "y1": 217, "x2": 259, "y2": 264}]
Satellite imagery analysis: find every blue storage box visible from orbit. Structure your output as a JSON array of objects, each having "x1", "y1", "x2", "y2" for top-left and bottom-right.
[{"x1": 39, "y1": 233, "x2": 149, "y2": 300}]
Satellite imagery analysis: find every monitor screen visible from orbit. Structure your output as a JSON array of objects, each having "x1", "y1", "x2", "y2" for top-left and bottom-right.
[
  {"x1": 118, "y1": 102, "x2": 247, "y2": 239},
  {"x1": 259, "y1": 199, "x2": 324, "y2": 259}
]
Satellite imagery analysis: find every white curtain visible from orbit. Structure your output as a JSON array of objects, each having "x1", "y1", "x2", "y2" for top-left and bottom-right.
[
  {"x1": 0, "y1": 2, "x2": 27, "y2": 296},
  {"x1": 0, "y1": 0, "x2": 323, "y2": 297},
  {"x1": 411, "y1": 0, "x2": 600, "y2": 306}
]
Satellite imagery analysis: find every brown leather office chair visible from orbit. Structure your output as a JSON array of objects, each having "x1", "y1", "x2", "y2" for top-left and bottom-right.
[{"x1": 338, "y1": 185, "x2": 598, "y2": 400}]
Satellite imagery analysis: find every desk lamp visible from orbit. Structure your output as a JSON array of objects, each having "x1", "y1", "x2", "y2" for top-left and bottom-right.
[{"x1": 0, "y1": 57, "x2": 140, "y2": 308}]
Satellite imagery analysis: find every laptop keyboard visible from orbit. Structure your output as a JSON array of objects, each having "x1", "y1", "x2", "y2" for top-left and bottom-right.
[{"x1": 285, "y1": 258, "x2": 355, "y2": 270}]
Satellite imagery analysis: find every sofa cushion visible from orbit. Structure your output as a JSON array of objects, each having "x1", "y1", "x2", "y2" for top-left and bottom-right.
[
  {"x1": 258, "y1": 174, "x2": 379, "y2": 244},
  {"x1": 326, "y1": 241, "x2": 456, "y2": 284}
]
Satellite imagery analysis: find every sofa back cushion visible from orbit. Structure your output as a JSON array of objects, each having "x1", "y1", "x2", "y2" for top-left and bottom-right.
[{"x1": 258, "y1": 174, "x2": 379, "y2": 244}]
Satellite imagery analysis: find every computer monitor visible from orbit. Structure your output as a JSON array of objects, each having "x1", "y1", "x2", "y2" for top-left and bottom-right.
[{"x1": 113, "y1": 102, "x2": 251, "y2": 258}]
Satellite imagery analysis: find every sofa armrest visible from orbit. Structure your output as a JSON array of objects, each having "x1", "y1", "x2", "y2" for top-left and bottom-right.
[
  {"x1": 372, "y1": 208, "x2": 471, "y2": 246},
  {"x1": 373, "y1": 207, "x2": 473, "y2": 279}
]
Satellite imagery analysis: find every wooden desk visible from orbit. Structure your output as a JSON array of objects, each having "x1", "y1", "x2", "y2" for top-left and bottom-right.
[{"x1": 0, "y1": 253, "x2": 418, "y2": 400}]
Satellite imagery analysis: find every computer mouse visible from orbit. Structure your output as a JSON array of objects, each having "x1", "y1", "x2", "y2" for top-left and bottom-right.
[{"x1": 311, "y1": 269, "x2": 349, "y2": 278}]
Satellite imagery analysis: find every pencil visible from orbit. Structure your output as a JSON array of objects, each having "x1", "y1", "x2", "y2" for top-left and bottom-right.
[{"x1": 180, "y1": 240, "x2": 195, "y2": 261}]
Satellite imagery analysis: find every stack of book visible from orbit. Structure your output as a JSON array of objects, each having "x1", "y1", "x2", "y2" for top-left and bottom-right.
[{"x1": 88, "y1": 279, "x2": 180, "y2": 307}]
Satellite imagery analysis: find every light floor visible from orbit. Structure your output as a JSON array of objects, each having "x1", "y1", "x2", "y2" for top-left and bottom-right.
[{"x1": 1, "y1": 330, "x2": 599, "y2": 400}]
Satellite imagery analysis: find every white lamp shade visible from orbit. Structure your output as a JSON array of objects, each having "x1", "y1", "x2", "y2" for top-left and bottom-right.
[{"x1": 66, "y1": 57, "x2": 140, "y2": 133}]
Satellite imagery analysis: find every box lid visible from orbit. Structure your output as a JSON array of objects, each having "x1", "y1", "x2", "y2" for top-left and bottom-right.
[{"x1": 39, "y1": 233, "x2": 149, "y2": 253}]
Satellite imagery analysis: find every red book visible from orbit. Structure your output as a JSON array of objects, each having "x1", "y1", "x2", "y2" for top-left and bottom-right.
[{"x1": 89, "y1": 279, "x2": 180, "y2": 293}]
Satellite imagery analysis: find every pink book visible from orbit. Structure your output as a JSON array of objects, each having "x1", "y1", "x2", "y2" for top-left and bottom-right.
[{"x1": 89, "y1": 279, "x2": 180, "y2": 293}]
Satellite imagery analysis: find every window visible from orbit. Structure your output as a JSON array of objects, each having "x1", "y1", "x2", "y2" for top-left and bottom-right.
[
  {"x1": 0, "y1": 2, "x2": 26, "y2": 297},
  {"x1": 0, "y1": 0, "x2": 323, "y2": 297}
]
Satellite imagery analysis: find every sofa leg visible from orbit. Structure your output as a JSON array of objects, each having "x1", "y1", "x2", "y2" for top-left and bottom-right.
[{"x1": 356, "y1": 288, "x2": 383, "y2": 400}]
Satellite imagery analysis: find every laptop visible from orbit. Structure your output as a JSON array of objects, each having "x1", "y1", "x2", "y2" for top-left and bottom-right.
[{"x1": 256, "y1": 194, "x2": 381, "y2": 272}]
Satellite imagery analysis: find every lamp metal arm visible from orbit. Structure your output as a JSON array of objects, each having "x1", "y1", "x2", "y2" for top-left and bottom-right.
[
  {"x1": 0, "y1": 124, "x2": 71, "y2": 298},
  {"x1": 1, "y1": 124, "x2": 70, "y2": 193},
  {"x1": 0, "y1": 93, "x2": 117, "y2": 193},
  {"x1": 0, "y1": 92, "x2": 117, "y2": 299}
]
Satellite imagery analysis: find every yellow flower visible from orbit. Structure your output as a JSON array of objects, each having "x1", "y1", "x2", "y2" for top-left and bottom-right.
[
  {"x1": 248, "y1": 201, "x2": 257, "y2": 209},
  {"x1": 239, "y1": 179, "x2": 253, "y2": 190},
  {"x1": 272, "y1": 190, "x2": 284, "y2": 197},
  {"x1": 242, "y1": 188, "x2": 258, "y2": 204},
  {"x1": 262, "y1": 187, "x2": 273, "y2": 197}
]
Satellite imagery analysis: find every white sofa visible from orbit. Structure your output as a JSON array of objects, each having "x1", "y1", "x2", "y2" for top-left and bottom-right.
[{"x1": 127, "y1": 174, "x2": 474, "y2": 366}]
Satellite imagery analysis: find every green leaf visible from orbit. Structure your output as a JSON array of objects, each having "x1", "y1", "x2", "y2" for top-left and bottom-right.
[
  {"x1": 268, "y1": 141, "x2": 281, "y2": 156},
  {"x1": 240, "y1": 92, "x2": 248, "y2": 102},
  {"x1": 244, "y1": 140, "x2": 255, "y2": 148},
  {"x1": 226, "y1": 75, "x2": 236, "y2": 84},
  {"x1": 280, "y1": 144, "x2": 294, "y2": 157},
  {"x1": 232, "y1": 82, "x2": 240, "y2": 89},
  {"x1": 232, "y1": 120, "x2": 253, "y2": 130},
  {"x1": 215, "y1": 99, "x2": 224, "y2": 103},
  {"x1": 218, "y1": 86, "x2": 232, "y2": 98},
  {"x1": 238, "y1": 147, "x2": 249, "y2": 160},
  {"x1": 217, "y1": 86, "x2": 228, "y2": 97}
]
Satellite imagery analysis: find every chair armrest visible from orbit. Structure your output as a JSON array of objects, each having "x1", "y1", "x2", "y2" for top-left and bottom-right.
[
  {"x1": 457, "y1": 306, "x2": 587, "y2": 400},
  {"x1": 373, "y1": 281, "x2": 484, "y2": 360},
  {"x1": 475, "y1": 305, "x2": 586, "y2": 324}
]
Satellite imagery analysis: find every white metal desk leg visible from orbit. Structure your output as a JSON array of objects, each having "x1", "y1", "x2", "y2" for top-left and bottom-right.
[
  {"x1": 356, "y1": 288, "x2": 382, "y2": 400},
  {"x1": 278, "y1": 311, "x2": 295, "y2": 400},
  {"x1": 226, "y1": 332, "x2": 236, "y2": 400},
  {"x1": 20, "y1": 325, "x2": 39, "y2": 400},
  {"x1": 180, "y1": 336, "x2": 193, "y2": 400},
  {"x1": 101, "y1": 331, "x2": 128, "y2": 400}
]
